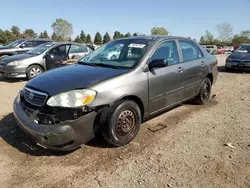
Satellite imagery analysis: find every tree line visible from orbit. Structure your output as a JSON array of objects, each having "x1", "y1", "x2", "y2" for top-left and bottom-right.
[
  {"x1": 199, "y1": 22, "x2": 250, "y2": 46},
  {"x1": 0, "y1": 18, "x2": 169, "y2": 45}
]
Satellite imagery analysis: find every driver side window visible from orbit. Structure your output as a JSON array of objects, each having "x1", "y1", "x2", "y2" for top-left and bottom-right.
[{"x1": 151, "y1": 41, "x2": 179, "y2": 66}]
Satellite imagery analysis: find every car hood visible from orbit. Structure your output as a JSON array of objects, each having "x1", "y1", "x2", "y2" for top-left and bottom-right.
[
  {"x1": 229, "y1": 52, "x2": 250, "y2": 60},
  {"x1": 1, "y1": 53, "x2": 36, "y2": 64},
  {"x1": 0, "y1": 46, "x2": 10, "y2": 50},
  {"x1": 26, "y1": 64, "x2": 129, "y2": 96}
]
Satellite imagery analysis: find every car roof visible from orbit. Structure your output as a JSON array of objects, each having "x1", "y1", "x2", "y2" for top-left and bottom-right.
[
  {"x1": 51, "y1": 42, "x2": 87, "y2": 47},
  {"x1": 23, "y1": 38, "x2": 53, "y2": 41},
  {"x1": 115, "y1": 35, "x2": 193, "y2": 42}
]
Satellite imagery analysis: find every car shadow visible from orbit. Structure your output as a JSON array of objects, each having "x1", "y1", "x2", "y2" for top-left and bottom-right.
[
  {"x1": 0, "y1": 113, "x2": 74, "y2": 156},
  {"x1": 0, "y1": 76, "x2": 27, "y2": 83},
  {"x1": 217, "y1": 65, "x2": 250, "y2": 73}
]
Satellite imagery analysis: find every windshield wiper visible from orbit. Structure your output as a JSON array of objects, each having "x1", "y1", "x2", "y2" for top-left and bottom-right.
[
  {"x1": 78, "y1": 62, "x2": 98, "y2": 67},
  {"x1": 92, "y1": 63, "x2": 119, "y2": 69}
]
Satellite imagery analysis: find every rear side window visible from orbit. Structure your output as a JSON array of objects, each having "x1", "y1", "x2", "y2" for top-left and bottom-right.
[
  {"x1": 151, "y1": 40, "x2": 179, "y2": 66},
  {"x1": 179, "y1": 41, "x2": 203, "y2": 62},
  {"x1": 23, "y1": 41, "x2": 37, "y2": 47},
  {"x1": 36, "y1": 41, "x2": 50, "y2": 46},
  {"x1": 69, "y1": 45, "x2": 88, "y2": 53}
]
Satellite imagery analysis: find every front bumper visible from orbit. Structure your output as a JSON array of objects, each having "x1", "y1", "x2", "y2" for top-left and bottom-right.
[
  {"x1": 13, "y1": 94, "x2": 97, "y2": 151},
  {"x1": 0, "y1": 65, "x2": 27, "y2": 78},
  {"x1": 225, "y1": 62, "x2": 250, "y2": 70}
]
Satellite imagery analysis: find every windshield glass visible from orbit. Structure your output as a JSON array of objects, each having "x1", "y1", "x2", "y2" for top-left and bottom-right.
[
  {"x1": 27, "y1": 42, "x2": 54, "y2": 55},
  {"x1": 6, "y1": 39, "x2": 25, "y2": 48},
  {"x1": 79, "y1": 39, "x2": 150, "y2": 69},
  {"x1": 235, "y1": 45, "x2": 250, "y2": 53}
]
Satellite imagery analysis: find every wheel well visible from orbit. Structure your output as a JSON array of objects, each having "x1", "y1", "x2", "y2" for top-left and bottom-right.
[
  {"x1": 27, "y1": 64, "x2": 44, "y2": 71},
  {"x1": 121, "y1": 95, "x2": 144, "y2": 120},
  {"x1": 206, "y1": 73, "x2": 213, "y2": 85}
]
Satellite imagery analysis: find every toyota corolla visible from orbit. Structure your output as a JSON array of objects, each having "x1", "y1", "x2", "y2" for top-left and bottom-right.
[{"x1": 13, "y1": 36, "x2": 218, "y2": 151}]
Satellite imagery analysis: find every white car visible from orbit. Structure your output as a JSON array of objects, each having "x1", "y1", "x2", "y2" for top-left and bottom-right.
[{"x1": 100, "y1": 45, "x2": 123, "y2": 60}]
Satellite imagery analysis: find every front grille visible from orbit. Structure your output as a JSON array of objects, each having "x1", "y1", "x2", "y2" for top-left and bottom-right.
[{"x1": 24, "y1": 87, "x2": 48, "y2": 106}]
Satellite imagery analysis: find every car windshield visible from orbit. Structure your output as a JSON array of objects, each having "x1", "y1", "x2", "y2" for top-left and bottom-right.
[
  {"x1": 5, "y1": 39, "x2": 25, "y2": 48},
  {"x1": 79, "y1": 39, "x2": 150, "y2": 69},
  {"x1": 27, "y1": 42, "x2": 54, "y2": 55},
  {"x1": 235, "y1": 45, "x2": 250, "y2": 53}
]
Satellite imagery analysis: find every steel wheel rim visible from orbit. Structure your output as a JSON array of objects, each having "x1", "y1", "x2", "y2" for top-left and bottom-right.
[
  {"x1": 115, "y1": 110, "x2": 136, "y2": 138},
  {"x1": 30, "y1": 67, "x2": 42, "y2": 77},
  {"x1": 201, "y1": 82, "x2": 210, "y2": 101}
]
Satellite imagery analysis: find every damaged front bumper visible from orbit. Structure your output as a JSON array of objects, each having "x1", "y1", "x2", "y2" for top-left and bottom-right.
[{"x1": 13, "y1": 93, "x2": 97, "y2": 151}]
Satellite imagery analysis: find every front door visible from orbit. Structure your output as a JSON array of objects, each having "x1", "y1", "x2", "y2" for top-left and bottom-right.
[
  {"x1": 177, "y1": 40, "x2": 205, "y2": 99},
  {"x1": 148, "y1": 40, "x2": 184, "y2": 114},
  {"x1": 45, "y1": 44, "x2": 70, "y2": 70}
]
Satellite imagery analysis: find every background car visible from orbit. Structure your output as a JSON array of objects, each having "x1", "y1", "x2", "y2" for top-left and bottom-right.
[
  {"x1": 0, "y1": 42, "x2": 92, "y2": 79},
  {"x1": 202, "y1": 45, "x2": 217, "y2": 55},
  {"x1": 225, "y1": 44, "x2": 250, "y2": 70},
  {"x1": 0, "y1": 38, "x2": 53, "y2": 59},
  {"x1": 216, "y1": 46, "x2": 225, "y2": 54}
]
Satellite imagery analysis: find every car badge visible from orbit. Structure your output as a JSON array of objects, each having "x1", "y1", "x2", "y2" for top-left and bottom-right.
[{"x1": 29, "y1": 92, "x2": 34, "y2": 100}]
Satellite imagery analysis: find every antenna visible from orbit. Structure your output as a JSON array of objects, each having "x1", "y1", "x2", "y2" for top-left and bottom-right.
[{"x1": 170, "y1": 24, "x2": 176, "y2": 36}]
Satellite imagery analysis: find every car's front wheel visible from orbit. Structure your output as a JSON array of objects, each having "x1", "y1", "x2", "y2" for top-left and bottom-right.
[
  {"x1": 193, "y1": 78, "x2": 212, "y2": 105},
  {"x1": 26, "y1": 65, "x2": 43, "y2": 80},
  {"x1": 102, "y1": 100, "x2": 142, "y2": 146}
]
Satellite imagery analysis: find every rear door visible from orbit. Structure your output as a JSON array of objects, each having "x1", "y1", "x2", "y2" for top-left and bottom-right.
[
  {"x1": 69, "y1": 44, "x2": 89, "y2": 59},
  {"x1": 45, "y1": 44, "x2": 70, "y2": 70},
  {"x1": 148, "y1": 40, "x2": 184, "y2": 114},
  {"x1": 177, "y1": 40, "x2": 205, "y2": 99}
]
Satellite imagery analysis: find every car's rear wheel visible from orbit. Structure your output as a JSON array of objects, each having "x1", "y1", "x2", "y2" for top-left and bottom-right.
[
  {"x1": 27, "y1": 65, "x2": 43, "y2": 80},
  {"x1": 193, "y1": 78, "x2": 212, "y2": 105},
  {"x1": 102, "y1": 100, "x2": 141, "y2": 146}
]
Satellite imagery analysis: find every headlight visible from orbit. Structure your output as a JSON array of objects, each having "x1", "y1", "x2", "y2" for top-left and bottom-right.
[
  {"x1": 47, "y1": 89, "x2": 97, "y2": 108},
  {"x1": 7, "y1": 61, "x2": 22, "y2": 66}
]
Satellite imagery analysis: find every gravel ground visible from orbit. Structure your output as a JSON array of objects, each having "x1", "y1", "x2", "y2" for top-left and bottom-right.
[{"x1": 0, "y1": 54, "x2": 249, "y2": 188}]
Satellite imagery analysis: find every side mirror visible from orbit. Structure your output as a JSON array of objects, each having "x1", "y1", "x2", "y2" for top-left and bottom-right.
[
  {"x1": 19, "y1": 44, "x2": 25, "y2": 48},
  {"x1": 148, "y1": 59, "x2": 168, "y2": 69}
]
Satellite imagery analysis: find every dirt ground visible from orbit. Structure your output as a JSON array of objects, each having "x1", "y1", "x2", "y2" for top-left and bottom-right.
[{"x1": 0, "y1": 54, "x2": 249, "y2": 188}]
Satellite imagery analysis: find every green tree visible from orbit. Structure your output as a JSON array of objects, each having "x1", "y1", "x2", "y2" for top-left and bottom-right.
[
  {"x1": 103, "y1": 32, "x2": 111, "y2": 43},
  {"x1": 124, "y1": 32, "x2": 132, "y2": 38},
  {"x1": 86, "y1": 34, "x2": 92, "y2": 43},
  {"x1": 113, "y1": 31, "x2": 122, "y2": 40},
  {"x1": 94, "y1": 32, "x2": 102, "y2": 45},
  {"x1": 0, "y1": 29, "x2": 8, "y2": 44},
  {"x1": 51, "y1": 32, "x2": 58, "y2": 41},
  {"x1": 23, "y1": 29, "x2": 37, "y2": 38},
  {"x1": 133, "y1": 33, "x2": 138, "y2": 37},
  {"x1": 240, "y1": 30, "x2": 250, "y2": 38},
  {"x1": 199, "y1": 36, "x2": 205, "y2": 44},
  {"x1": 68, "y1": 37, "x2": 72, "y2": 42},
  {"x1": 151, "y1": 27, "x2": 169, "y2": 35},
  {"x1": 11, "y1": 26, "x2": 21, "y2": 40},
  {"x1": 74, "y1": 35, "x2": 82, "y2": 43},
  {"x1": 39, "y1": 30, "x2": 49, "y2": 39},
  {"x1": 80, "y1": 30, "x2": 86, "y2": 43},
  {"x1": 204, "y1": 30, "x2": 214, "y2": 45},
  {"x1": 216, "y1": 22, "x2": 233, "y2": 43},
  {"x1": 51, "y1": 18, "x2": 73, "y2": 41},
  {"x1": 232, "y1": 35, "x2": 250, "y2": 45}
]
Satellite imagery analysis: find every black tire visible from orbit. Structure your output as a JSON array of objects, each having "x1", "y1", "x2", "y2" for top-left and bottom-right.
[
  {"x1": 193, "y1": 78, "x2": 212, "y2": 105},
  {"x1": 101, "y1": 100, "x2": 142, "y2": 146},
  {"x1": 26, "y1": 65, "x2": 43, "y2": 80}
]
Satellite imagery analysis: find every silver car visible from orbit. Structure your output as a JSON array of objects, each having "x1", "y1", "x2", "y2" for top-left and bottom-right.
[{"x1": 0, "y1": 42, "x2": 91, "y2": 79}]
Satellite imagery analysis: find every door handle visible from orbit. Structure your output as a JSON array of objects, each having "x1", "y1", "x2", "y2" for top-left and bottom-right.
[
  {"x1": 177, "y1": 67, "x2": 183, "y2": 73},
  {"x1": 201, "y1": 61, "x2": 205, "y2": 66}
]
